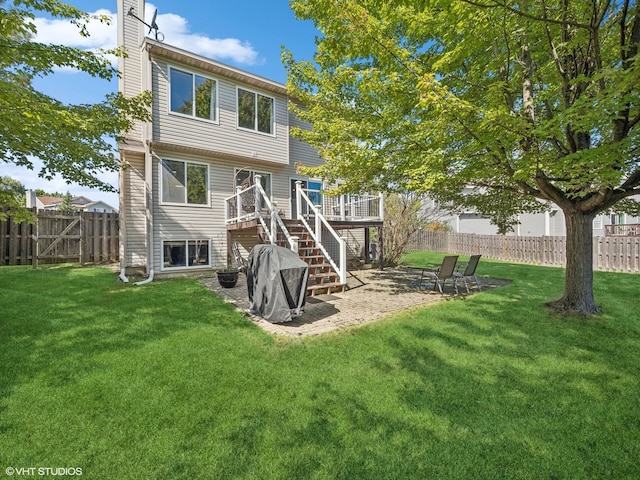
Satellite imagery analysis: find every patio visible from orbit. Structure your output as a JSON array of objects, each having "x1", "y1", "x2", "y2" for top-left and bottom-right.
[{"x1": 200, "y1": 267, "x2": 508, "y2": 337}]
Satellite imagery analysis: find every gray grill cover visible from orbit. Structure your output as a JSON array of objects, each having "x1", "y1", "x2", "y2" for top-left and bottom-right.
[{"x1": 246, "y1": 244, "x2": 308, "y2": 323}]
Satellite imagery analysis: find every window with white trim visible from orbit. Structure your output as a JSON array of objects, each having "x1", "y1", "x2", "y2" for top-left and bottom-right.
[
  {"x1": 593, "y1": 217, "x2": 603, "y2": 229},
  {"x1": 235, "y1": 169, "x2": 272, "y2": 197},
  {"x1": 161, "y1": 159, "x2": 209, "y2": 205},
  {"x1": 163, "y1": 240, "x2": 210, "y2": 269},
  {"x1": 237, "y1": 88, "x2": 274, "y2": 134},
  {"x1": 170, "y1": 67, "x2": 218, "y2": 121}
]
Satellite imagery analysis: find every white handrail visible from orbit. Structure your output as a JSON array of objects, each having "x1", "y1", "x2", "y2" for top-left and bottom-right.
[
  {"x1": 296, "y1": 182, "x2": 346, "y2": 284},
  {"x1": 253, "y1": 177, "x2": 297, "y2": 251}
]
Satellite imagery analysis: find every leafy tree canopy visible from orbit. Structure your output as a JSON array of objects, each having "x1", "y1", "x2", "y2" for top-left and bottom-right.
[
  {"x1": 0, "y1": 0, "x2": 151, "y2": 220},
  {"x1": 285, "y1": 0, "x2": 639, "y2": 314}
]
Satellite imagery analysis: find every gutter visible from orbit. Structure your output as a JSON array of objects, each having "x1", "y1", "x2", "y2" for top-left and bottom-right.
[{"x1": 134, "y1": 269, "x2": 154, "y2": 286}]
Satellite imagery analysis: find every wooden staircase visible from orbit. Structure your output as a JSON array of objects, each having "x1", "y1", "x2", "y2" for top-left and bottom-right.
[{"x1": 280, "y1": 220, "x2": 346, "y2": 296}]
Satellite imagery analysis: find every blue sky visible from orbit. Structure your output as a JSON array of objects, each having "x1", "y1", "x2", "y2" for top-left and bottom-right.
[{"x1": 6, "y1": 0, "x2": 319, "y2": 208}]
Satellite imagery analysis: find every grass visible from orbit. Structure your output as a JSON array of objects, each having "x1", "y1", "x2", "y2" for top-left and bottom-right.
[{"x1": 1, "y1": 258, "x2": 639, "y2": 479}]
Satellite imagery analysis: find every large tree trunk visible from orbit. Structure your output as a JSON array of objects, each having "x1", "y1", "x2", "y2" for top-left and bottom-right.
[{"x1": 547, "y1": 210, "x2": 601, "y2": 314}]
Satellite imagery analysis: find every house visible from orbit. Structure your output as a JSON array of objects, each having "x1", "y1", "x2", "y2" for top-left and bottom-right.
[
  {"x1": 116, "y1": 0, "x2": 383, "y2": 291},
  {"x1": 435, "y1": 188, "x2": 640, "y2": 237},
  {"x1": 25, "y1": 191, "x2": 118, "y2": 213}
]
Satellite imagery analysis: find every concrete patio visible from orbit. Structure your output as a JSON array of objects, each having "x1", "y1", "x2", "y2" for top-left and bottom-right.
[{"x1": 200, "y1": 267, "x2": 507, "y2": 337}]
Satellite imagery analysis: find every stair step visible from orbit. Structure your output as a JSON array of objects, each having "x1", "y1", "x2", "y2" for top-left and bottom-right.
[
  {"x1": 306, "y1": 281, "x2": 346, "y2": 296},
  {"x1": 298, "y1": 248, "x2": 321, "y2": 255},
  {"x1": 301, "y1": 254, "x2": 326, "y2": 262},
  {"x1": 307, "y1": 265, "x2": 331, "y2": 274},
  {"x1": 309, "y1": 272, "x2": 338, "y2": 282}
]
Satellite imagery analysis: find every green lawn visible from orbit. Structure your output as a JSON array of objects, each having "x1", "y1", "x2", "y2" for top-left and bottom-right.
[{"x1": 1, "y1": 257, "x2": 639, "y2": 479}]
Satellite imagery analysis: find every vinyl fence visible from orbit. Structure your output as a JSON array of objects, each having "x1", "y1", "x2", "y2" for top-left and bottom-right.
[
  {"x1": 406, "y1": 230, "x2": 640, "y2": 273},
  {"x1": 1, "y1": 208, "x2": 119, "y2": 266}
]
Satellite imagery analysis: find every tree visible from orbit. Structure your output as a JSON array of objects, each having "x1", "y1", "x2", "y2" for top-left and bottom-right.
[
  {"x1": 0, "y1": 176, "x2": 26, "y2": 202},
  {"x1": 284, "y1": 0, "x2": 640, "y2": 315},
  {"x1": 57, "y1": 191, "x2": 76, "y2": 214},
  {"x1": 383, "y1": 193, "x2": 446, "y2": 265},
  {"x1": 0, "y1": 176, "x2": 28, "y2": 220},
  {"x1": 0, "y1": 0, "x2": 151, "y2": 221}
]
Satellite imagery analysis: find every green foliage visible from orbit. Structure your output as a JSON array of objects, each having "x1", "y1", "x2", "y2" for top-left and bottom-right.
[
  {"x1": 0, "y1": 176, "x2": 30, "y2": 222},
  {"x1": 0, "y1": 1, "x2": 152, "y2": 215},
  {"x1": 382, "y1": 193, "x2": 439, "y2": 264},
  {"x1": 285, "y1": 0, "x2": 640, "y2": 313},
  {"x1": 34, "y1": 189, "x2": 63, "y2": 197},
  {"x1": 57, "y1": 191, "x2": 75, "y2": 213},
  {"x1": 0, "y1": 263, "x2": 639, "y2": 478},
  {"x1": 286, "y1": 0, "x2": 639, "y2": 221}
]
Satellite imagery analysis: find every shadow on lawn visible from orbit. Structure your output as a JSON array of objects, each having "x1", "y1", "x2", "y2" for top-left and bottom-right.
[{"x1": 0, "y1": 265, "x2": 252, "y2": 407}]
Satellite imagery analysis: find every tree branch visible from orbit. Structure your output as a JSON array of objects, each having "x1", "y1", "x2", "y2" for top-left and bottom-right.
[{"x1": 461, "y1": 0, "x2": 591, "y2": 29}]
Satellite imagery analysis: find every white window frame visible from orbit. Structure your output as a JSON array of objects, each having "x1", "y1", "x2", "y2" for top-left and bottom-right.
[
  {"x1": 160, "y1": 157, "x2": 210, "y2": 207},
  {"x1": 161, "y1": 239, "x2": 211, "y2": 271},
  {"x1": 168, "y1": 66, "x2": 219, "y2": 123},
  {"x1": 236, "y1": 87, "x2": 276, "y2": 136},
  {"x1": 593, "y1": 216, "x2": 603, "y2": 230},
  {"x1": 234, "y1": 168, "x2": 272, "y2": 198}
]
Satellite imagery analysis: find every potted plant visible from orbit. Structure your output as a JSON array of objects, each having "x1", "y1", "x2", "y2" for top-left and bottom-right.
[{"x1": 217, "y1": 267, "x2": 239, "y2": 288}]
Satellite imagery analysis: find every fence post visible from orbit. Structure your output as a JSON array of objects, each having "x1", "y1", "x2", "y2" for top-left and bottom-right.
[{"x1": 32, "y1": 207, "x2": 38, "y2": 269}]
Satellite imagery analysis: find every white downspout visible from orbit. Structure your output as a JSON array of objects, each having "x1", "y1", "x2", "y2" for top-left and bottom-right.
[{"x1": 118, "y1": 157, "x2": 129, "y2": 283}]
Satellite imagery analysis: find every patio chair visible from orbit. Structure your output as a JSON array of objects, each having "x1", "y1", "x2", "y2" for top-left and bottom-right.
[
  {"x1": 418, "y1": 255, "x2": 459, "y2": 295},
  {"x1": 453, "y1": 254, "x2": 482, "y2": 293}
]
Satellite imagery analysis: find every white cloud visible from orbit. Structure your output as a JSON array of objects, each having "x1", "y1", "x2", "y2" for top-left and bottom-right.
[
  {"x1": 33, "y1": 9, "x2": 116, "y2": 51},
  {"x1": 148, "y1": 10, "x2": 259, "y2": 64},
  {"x1": 32, "y1": 5, "x2": 259, "y2": 66}
]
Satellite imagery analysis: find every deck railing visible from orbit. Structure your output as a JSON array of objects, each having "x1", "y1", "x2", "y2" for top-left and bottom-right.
[
  {"x1": 322, "y1": 193, "x2": 384, "y2": 222},
  {"x1": 605, "y1": 224, "x2": 640, "y2": 236},
  {"x1": 225, "y1": 177, "x2": 297, "y2": 251},
  {"x1": 296, "y1": 181, "x2": 347, "y2": 284}
]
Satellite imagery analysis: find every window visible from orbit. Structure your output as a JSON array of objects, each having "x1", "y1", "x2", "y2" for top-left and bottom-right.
[
  {"x1": 593, "y1": 217, "x2": 603, "y2": 230},
  {"x1": 163, "y1": 240, "x2": 210, "y2": 269},
  {"x1": 307, "y1": 181, "x2": 323, "y2": 206},
  {"x1": 237, "y1": 88, "x2": 274, "y2": 134},
  {"x1": 161, "y1": 159, "x2": 208, "y2": 205},
  {"x1": 170, "y1": 68, "x2": 217, "y2": 121},
  {"x1": 234, "y1": 169, "x2": 272, "y2": 198}
]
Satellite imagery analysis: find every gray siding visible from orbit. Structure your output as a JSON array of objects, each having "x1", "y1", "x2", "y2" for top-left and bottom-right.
[
  {"x1": 118, "y1": 0, "x2": 146, "y2": 143},
  {"x1": 150, "y1": 151, "x2": 307, "y2": 273},
  {"x1": 151, "y1": 59, "x2": 289, "y2": 165},
  {"x1": 289, "y1": 114, "x2": 324, "y2": 168},
  {"x1": 122, "y1": 153, "x2": 147, "y2": 268},
  {"x1": 518, "y1": 212, "x2": 547, "y2": 236}
]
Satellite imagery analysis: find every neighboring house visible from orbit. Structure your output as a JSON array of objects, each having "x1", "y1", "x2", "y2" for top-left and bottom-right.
[
  {"x1": 436, "y1": 188, "x2": 640, "y2": 237},
  {"x1": 25, "y1": 191, "x2": 118, "y2": 213},
  {"x1": 117, "y1": 0, "x2": 383, "y2": 291}
]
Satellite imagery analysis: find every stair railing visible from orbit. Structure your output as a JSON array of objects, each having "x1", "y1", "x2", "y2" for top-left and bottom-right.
[
  {"x1": 225, "y1": 177, "x2": 297, "y2": 252},
  {"x1": 253, "y1": 176, "x2": 297, "y2": 251},
  {"x1": 295, "y1": 180, "x2": 346, "y2": 284}
]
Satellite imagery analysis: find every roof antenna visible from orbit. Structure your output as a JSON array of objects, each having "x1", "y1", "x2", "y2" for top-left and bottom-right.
[{"x1": 127, "y1": 6, "x2": 164, "y2": 41}]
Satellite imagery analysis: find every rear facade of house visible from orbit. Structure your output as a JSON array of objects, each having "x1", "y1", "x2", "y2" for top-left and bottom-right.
[{"x1": 117, "y1": 0, "x2": 383, "y2": 291}]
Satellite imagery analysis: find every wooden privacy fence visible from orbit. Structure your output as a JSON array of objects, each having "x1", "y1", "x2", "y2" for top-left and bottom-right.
[
  {"x1": 406, "y1": 230, "x2": 640, "y2": 273},
  {"x1": 1, "y1": 208, "x2": 119, "y2": 266}
]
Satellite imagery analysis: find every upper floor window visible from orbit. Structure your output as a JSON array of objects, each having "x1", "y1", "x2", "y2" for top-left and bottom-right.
[
  {"x1": 170, "y1": 67, "x2": 217, "y2": 122},
  {"x1": 237, "y1": 88, "x2": 274, "y2": 135},
  {"x1": 161, "y1": 159, "x2": 209, "y2": 205}
]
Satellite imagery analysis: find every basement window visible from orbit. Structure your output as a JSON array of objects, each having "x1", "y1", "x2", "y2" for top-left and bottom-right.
[{"x1": 163, "y1": 240, "x2": 210, "y2": 269}]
